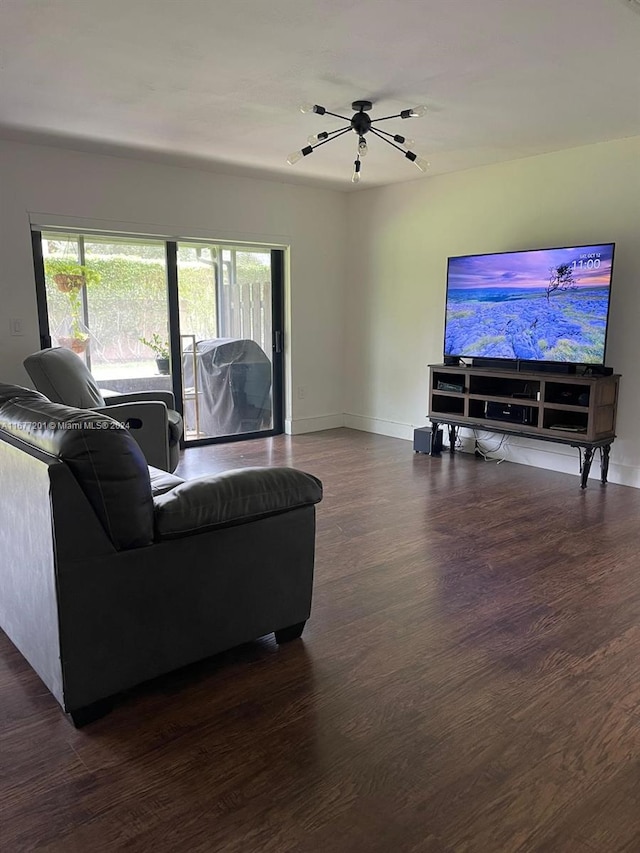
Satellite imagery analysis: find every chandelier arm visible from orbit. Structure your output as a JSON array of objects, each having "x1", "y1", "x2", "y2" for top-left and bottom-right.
[
  {"x1": 309, "y1": 127, "x2": 352, "y2": 150},
  {"x1": 322, "y1": 110, "x2": 352, "y2": 122},
  {"x1": 371, "y1": 127, "x2": 402, "y2": 140},
  {"x1": 322, "y1": 125, "x2": 352, "y2": 138},
  {"x1": 368, "y1": 127, "x2": 406, "y2": 153},
  {"x1": 369, "y1": 113, "x2": 405, "y2": 123}
]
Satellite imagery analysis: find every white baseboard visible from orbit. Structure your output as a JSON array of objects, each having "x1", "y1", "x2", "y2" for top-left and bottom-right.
[
  {"x1": 446, "y1": 428, "x2": 640, "y2": 488},
  {"x1": 343, "y1": 413, "x2": 415, "y2": 441},
  {"x1": 281, "y1": 411, "x2": 639, "y2": 488},
  {"x1": 285, "y1": 413, "x2": 344, "y2": 435},
  {"x1": 339, "y1": 416, "x2": 640, "y2": 489}
]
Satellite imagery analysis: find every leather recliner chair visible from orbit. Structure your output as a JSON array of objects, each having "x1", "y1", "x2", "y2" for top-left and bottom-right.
[
  {"x1": 24, "y1": 347, "x2": 183, "y2": 472},
  {"x1": 0, "y1": 383, "x2": 322, "y2": 725}
]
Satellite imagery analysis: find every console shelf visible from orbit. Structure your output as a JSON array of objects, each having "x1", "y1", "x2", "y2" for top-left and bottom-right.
[{"x1": 428, "y1": 364, "x2": 620, "y2": 488}]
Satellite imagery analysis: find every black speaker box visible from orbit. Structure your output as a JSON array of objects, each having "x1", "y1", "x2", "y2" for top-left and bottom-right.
[{"x1": 414, "y1": 426, "x2": 442, "y2": 454}]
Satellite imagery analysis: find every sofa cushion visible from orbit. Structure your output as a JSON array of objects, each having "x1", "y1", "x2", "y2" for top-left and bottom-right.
[
  {"x1": 0, "y1": 382, "x2": 46, "y2": 406},
  {"x1": 153, "y1": 466, "x2": 323, "y2": 540},
  {"x1": 149, "y1": 465, "x2": 185, "y2": 496},
  {"x1": 0, "y1": 386, "x2": 154, "y2": 550}
]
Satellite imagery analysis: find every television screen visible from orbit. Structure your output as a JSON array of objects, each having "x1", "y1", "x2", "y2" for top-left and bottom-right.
[{"x1": 444, "y1": 243, "x2": 615, "y2": 365}]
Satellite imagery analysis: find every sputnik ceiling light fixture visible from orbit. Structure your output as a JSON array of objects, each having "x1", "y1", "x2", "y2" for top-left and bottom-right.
[{"x1": 287, "y1": 100, "x2": 430, "y2": 183}]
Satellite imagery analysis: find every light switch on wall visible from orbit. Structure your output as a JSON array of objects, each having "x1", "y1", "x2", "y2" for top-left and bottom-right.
[{"x1": 10, "y1": 318, "x2": 24, "y2": 336}]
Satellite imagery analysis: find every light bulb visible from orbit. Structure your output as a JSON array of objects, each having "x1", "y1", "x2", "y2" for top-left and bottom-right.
[
  {"x1": 287, "y1": 145, "x2": 313, "y2": 165},
  {"x1": 357, "y1": 136, "x2": 368, "y2": 157},
  {"x1": 404, "y1": 151, "x2": 430, "y2": 172},
  {"x1": 352, "y1": 158, "x2": 362, "y2": 183},
  {"x1": 299, "y1": 103, "x2": 325, "y2": 115},
  {"x1": 401, "y1": 105, "x2": 428, "y2": 119},
  {"x1": 394, "y1": 135, "x2": 415, "y2": 147},
  {"x1": 308, "y1": 131, "x2": 329, "y2": 144}
]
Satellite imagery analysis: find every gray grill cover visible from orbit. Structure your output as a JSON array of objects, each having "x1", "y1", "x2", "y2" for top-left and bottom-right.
[{"x1": 182, "y1": 338, "x2": 272, "y2": 436}]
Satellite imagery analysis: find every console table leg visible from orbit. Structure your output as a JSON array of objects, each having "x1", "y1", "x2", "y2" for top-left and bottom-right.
[
  {"x1": 448, "y1": 425, "x2": 458, "y2": 454},
  {"x1": 580, "y1": 446, "x2": 594, "y2": 489},
  {"x1": 600, "y1": 444, "x2": 611, "y2": 484}
]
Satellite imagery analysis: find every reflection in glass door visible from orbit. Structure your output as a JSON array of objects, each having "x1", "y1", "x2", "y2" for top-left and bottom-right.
[{"x1": 176, "y1": 244, "x2": 283, "y2": 442}]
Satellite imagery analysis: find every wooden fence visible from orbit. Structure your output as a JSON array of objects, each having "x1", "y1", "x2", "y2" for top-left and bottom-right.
[{"x1": 220, "y1": 280, "x2": 272, "y2": 356}]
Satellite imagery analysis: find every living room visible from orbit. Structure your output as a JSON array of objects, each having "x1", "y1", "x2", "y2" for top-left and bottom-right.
[
  {"x1": 1, "y1": 0, "x2": 640, "y2": 850},
  {"x1": 3, "y1": 129, "x2": 639, "y2": 484}
]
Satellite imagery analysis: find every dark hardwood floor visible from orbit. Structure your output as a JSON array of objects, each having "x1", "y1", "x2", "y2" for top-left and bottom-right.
[{"x1": 2, "y1": 429, "x2": 640, "y2": 852}]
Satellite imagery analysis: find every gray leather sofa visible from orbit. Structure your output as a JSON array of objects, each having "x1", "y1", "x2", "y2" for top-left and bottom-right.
[{"x1": 0, "y1": 383, "x2": 322, "y2": 725}]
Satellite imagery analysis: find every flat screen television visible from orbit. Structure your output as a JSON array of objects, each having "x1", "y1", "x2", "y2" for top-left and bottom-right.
[{"x1": 444, "y1": 243, "x2": 615, "y2": 368}]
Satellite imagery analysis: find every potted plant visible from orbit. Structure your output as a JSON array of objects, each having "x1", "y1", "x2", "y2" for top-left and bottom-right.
[
  {"x1": 140, "y1": 333, "x2": 171, "y2": 375},
  {"x1": 44, "y1": 259, "x2": 101, "y2": 293},
  {"x1": 57, "y1": 328, "x2": 90, "y2": 354},
  {"x1": 57, "y1": 288, "x2": 90, "y2": 352},
  {"x1": 44, "y1": 259, "x2": 101, "y2": 354}
]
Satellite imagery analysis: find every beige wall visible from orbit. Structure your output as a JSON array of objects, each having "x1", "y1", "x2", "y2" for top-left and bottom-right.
[
  {"x1": 0, "y1": 139, "x2": 348, "y2": 431},
  {"x1": 345, "y1": 137, "x2": 640, "y2": 487}
]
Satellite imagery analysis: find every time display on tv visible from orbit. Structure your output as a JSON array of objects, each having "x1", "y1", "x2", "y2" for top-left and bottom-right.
[{"x1": 444, "y1": 243, "x2": 615, "y2": 365}]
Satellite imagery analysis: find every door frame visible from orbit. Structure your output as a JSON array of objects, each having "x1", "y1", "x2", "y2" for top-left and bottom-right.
[
  {"x1": 31, "y1": 231, "x2": 285, "y2": 447},
  {"x1": 175, "y1": 246, "x2": 285, "y2": 446}
]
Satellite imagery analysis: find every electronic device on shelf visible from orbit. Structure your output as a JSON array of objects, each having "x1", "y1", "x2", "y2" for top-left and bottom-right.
[
  {"x1": 443, "y1": 242, "x2": 615, "y2": 376},
  {"x1": 484, "y1": 401, "x2": 534, "y2": 425},
  {"x1": 436, "y1": 380, "x2": 465, "y2": 393}
]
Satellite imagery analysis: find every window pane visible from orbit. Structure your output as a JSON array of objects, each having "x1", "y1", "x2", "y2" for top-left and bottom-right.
[
  {"x1": 83, "y1": 237, "x2": 168, "y2": 386},
  {"x1": 177, "y1": 244, "x2": 274, "y2": 440},
  {"x1": 42, "y1": 233, "x2": 171, "y2": 395},
  {"x1": 42, "y1": 234, "x2": 84, "y2": 355}
]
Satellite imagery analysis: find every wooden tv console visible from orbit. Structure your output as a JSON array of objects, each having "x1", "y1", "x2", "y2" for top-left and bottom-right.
[{"x1": 428, "y1": 363, "x2": 620, "y2": 489}]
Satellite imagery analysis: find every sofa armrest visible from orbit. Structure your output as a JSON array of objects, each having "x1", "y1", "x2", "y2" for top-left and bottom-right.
[
  {"x1": 93, "y1": 401, "x2": 170, "y2": 471},
  {"x1": 153, "y1": 466, "x2": 323, "y2": 540},
  {"x1": 101, "y1": 389, "x2": 176, "y2": 409}
]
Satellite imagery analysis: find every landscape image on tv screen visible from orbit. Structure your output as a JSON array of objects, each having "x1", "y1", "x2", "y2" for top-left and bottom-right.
[{"x1": 444, "y1": 243, "x2": 615, "y2": 364}]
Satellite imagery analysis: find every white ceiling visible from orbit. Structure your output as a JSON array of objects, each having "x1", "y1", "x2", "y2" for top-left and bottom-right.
[{"x1": 1, "y1": 0, "x2": 639, "y2": 191}]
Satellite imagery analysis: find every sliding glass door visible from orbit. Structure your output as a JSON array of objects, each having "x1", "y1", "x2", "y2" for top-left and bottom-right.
[
  {"x1": 176, "y1": 243, "x2": 282, "y2": 441},
  {"x1": 33, "y1": 230, "x2": 284, "y2": 445},
  {"x1": 36, "y1": 232, "x2": 172, "y2": 398}
]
